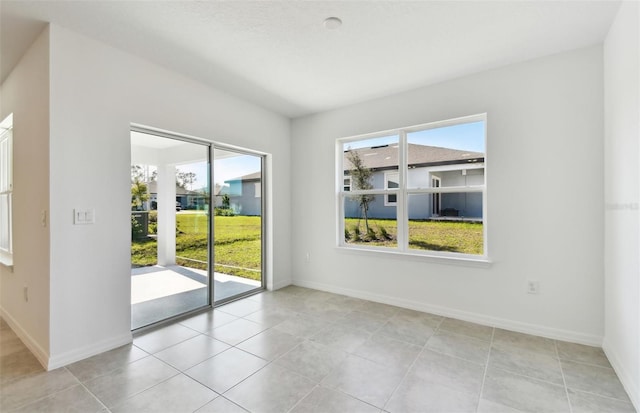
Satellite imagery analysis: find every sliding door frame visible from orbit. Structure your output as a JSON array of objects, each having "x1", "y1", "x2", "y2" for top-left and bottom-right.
[
  {"x1": 131, "y1": 123, "x2": 267, "y2": 320},
  {"x1": 131, "y1": 125, "x2": 214, "y2": 326},
  {"x1": 211, "y1": 144, "x2": 267, "y2": 306}
]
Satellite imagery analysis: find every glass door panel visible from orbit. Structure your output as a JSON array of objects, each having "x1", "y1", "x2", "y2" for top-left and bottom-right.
[
  {"x1": 130, "y1": 131, "x2": 211, "y2": 329},
  {"x1": 213, "y1": 149, "x2": 263, "y2": 302}
]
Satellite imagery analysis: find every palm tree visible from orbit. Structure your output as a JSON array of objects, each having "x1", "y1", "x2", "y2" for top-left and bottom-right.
[{"x1": 131, "y1": 178, "x2": 150, "y2": 211}]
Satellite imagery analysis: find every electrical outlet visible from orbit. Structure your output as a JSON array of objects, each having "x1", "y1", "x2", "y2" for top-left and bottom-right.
[{"x1": 526, "y1": 280, "x2": 540, "y2": 294}]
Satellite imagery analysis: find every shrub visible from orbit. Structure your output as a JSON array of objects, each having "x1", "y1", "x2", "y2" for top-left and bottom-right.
[
  {"x1": 353, "y1": 225, "x2": 361, "y2": 240},
  {"x1": 366, "y1": 227, "x2": 377, "y2": 241},
  {"x1": 344, "y1": 228, "x2": 351, "y2": 241},
  {"x1": 379, "y1": 226, "x2": 390, "y2": 240},
  {"x1": 147, "y1": 211, "x2": 158, "y2": 234},
  {"x1": 131, "y1": 215, "x2": 145, "y2": 240},
  {"x1": 214, "y1": 207, "x2": 235, "y2": 216}
]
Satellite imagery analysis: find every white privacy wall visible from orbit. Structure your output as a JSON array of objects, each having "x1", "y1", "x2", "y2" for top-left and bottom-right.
[
  {"x1": 46, "y1": 25, "x2": 290, "y2": 367},
  {"x1": 603, "y1": 1, "x2": 640, "y2": 408},
  {"x1": 291, "y1": 46, "x2": 605, "y2": 344},
  {"x1": 0, "y1": 27, "x2": 51, "y2": 366}
]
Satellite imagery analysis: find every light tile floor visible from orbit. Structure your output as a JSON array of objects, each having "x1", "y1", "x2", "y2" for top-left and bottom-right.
[{"x1": 1, "y1": 286, "x2": 636, "y2": 412}]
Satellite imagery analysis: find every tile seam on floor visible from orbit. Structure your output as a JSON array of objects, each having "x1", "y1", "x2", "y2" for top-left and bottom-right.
[
  {"x1": 477, "y1": 325, "x2": 496, "y2": 409},
  {"x1": 567, "y1": 387, "x2": 636, "y2": 405},
  {"x1": 4, "y1": 368, "x2": 84, "y2": 413},
  {"x1": 219, "y1": 349, "x2": 312, "y2": 412},
  {"x1": 105, "y1": 364, "x2": 182, "y2": 411},
  {"x1": 284, "y1": 383, "x2": 320, "y2": 413},
  {"x1": 420, "y1": 339, "x2": 488, "y2": 367},
  {"x1": 77, "y1": 379, "x2": 110, "y2": 412},
  {"x1": 327, "y1": 385, "x2": 384, "y2": 413},
  {"x1": 66, "y1": 348, "x2": 153, "y2": 386},
  {"x1": 555, "y1": 338, "x2": 575, "y2": 413},
  {"x1": 488, "y1": 365, "x2": 569, "y2": 390},
  {"x1": 559, "y1": 356, "x2": 617, "y2": 370},
  {"x1": 380, "y1": 330, "x2": 431, "y2": 412}
]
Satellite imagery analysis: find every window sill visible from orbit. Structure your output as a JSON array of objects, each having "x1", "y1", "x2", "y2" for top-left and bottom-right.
[
  {"x1": 0, "y1": 252, "x2": 13, "y2": 271},
  {"x1": 336, "y1": 245, "x2": 492, "y2": 268}
]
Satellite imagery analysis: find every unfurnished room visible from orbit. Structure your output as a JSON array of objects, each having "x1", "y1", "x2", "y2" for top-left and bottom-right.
[{"x1": 0, "y1": 1, "x2": 638, "y2": 412}]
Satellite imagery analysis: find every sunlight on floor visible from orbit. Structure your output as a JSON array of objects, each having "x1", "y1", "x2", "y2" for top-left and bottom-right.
[{"x1": 131, "y1": 269, "x2": 205, "y2": 304}]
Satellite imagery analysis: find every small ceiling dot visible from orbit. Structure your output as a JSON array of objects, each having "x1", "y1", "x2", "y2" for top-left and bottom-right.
[{"x1": 324, "y1": 17, "x2": 342, "y2": 30}]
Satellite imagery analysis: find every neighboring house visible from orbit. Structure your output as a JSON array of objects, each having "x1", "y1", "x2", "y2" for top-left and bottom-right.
[
  {"x1": 344, "y1": 144, "x2": 484, "y2": 220},
  {"x1": 146, "y1": 181, "x2": 207, "y2": 210},
  {"x1": 217, "y1": 172, "x2": 262, "y2": 216}
]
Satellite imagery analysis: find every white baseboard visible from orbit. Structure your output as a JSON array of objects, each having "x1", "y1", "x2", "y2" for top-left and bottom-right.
[
  {"x1": 47, "y1": 332, "x2": 133, "y2": 370},
  {"x1": 1, "y1": 305, "x2": 132, "y2": 371},
  {"x1": 0, "y1": 306, "x2": 49, "y2": 370},
  {"x1": 603, "y1": 337, "x2": 639, "y2": 410},
  {"x1": 271, "y1": 278, "x2": 292, "y2": 291},
  {"x1": 293, "y1": 278, "x2": 603, "y2": 346}
]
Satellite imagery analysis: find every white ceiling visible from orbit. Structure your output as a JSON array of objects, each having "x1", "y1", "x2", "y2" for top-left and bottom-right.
[{"x1": 1, "y1": 1, "x2": 621, "y2": 118}]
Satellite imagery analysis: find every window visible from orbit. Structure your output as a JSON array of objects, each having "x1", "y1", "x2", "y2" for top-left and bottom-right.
[
  {"x1": 254, "y1": 182, "x2": 261, "y2": 198},
  {"x1": 337, "y1": 114, "x2": 486, "y2": 260},
  {"x1": 384, "y1": 171, "x2": 399, "y2": 205},
  {"x1": 343, "y1": 177, "x2": 352, "y2": 192},
  {"x1": 0, "y1": 114, "x2": 13, "y2": 262}
]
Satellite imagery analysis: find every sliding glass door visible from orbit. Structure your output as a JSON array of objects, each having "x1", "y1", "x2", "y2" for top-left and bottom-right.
[{"x1": 130, "y1": 129, "x2": 265, "y2": 329}]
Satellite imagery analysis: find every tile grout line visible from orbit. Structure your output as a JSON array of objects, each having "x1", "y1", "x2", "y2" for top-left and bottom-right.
[
  {"x1": 106, "y1": 359, "x2": 183, "y2": 412},
  {"x1": 73, "y1": 370, "x2": 110, "y2": 412},
  {"x1": 476, "y1": 326, "x2": 496, "y2": 409},
  {"x1": 379, "y1": 316, "x2": 445, "y2": 411},
  {"x1": 284, "y1": 384, "x2": 319, "y2": 413},
  {"x1": 3, "y1": 367, "x2": 84, "y2": 412},
  {"x1": 555, "y1": 340, "x2": 574, "y2": 413}
]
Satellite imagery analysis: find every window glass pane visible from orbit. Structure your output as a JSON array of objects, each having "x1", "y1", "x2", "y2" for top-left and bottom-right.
[
  {"x1": 407, "y1": 121, "x2": 484, "y2": 189},
  {"x1": 0, "y1": 194, "x2": 8, "y2": 251},
  {"x1": 344, "y1": 194, "x2": 397, "y2": 248},
  {"x1": 343, "y1": 136, "x2": 398, "y2": 191},
  {"x1": 407, "y1": 193, "x2": 483, "y2": 255},
  {"x1": 0, "y1": 136, "x2": 7, "y2": 193}
]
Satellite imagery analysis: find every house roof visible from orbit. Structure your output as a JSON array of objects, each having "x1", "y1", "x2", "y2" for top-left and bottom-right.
[
  {"x1": 225, "y1": 172, "x2": 261, "y2": 182},
  {"x1": 344, "y1": 144, "x2": 484, "y2": 171}
]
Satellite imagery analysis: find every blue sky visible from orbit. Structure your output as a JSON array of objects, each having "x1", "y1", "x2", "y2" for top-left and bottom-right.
[
  {"x1": 152, "y1": 121, "x2": 485, "y2": 189},
  {"x1": 176, "y1": 153, "x2": 261, "y2": 190},
  {"x1": 345, "y1": 120, "x2": 485, "y2": 153}
]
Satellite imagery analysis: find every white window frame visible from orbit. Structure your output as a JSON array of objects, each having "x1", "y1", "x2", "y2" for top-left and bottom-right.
[
  {"x1": 0, "y1": 114, "x2": 14, "y2": 267},
  {"x1": 336, "y1": 113, "x2": 488, "y2": 264}
]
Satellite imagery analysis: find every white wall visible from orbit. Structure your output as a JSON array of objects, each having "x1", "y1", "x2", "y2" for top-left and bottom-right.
[
  {"x1": 291, "y1": 46, "x2": 605, "y2": 345},
  {"x1": 0, "y1": 27, "x2": 51, "y2": 367},
  {"x1": 603, "y1": 1, "x2": 640, "y2": 409},
  {"x1": 44, "y1": 25, "x2": 290, "y2": 368}
]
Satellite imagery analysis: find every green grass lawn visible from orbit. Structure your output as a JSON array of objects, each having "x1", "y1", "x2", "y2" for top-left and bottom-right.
[
  {"x1": 131, "y1": 214, "x2": 262, "y2": 280},
  {"x1": 132, "y1": 214, "x2": 483, "y2": 281},
  {"x1": 345, "y1": 218, "x2": 483, "y2": 255}
]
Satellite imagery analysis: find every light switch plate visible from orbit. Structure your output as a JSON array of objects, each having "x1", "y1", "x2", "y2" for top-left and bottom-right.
[{"x1": 74, "y1": 208, "x2": 95, "y2": 225}]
